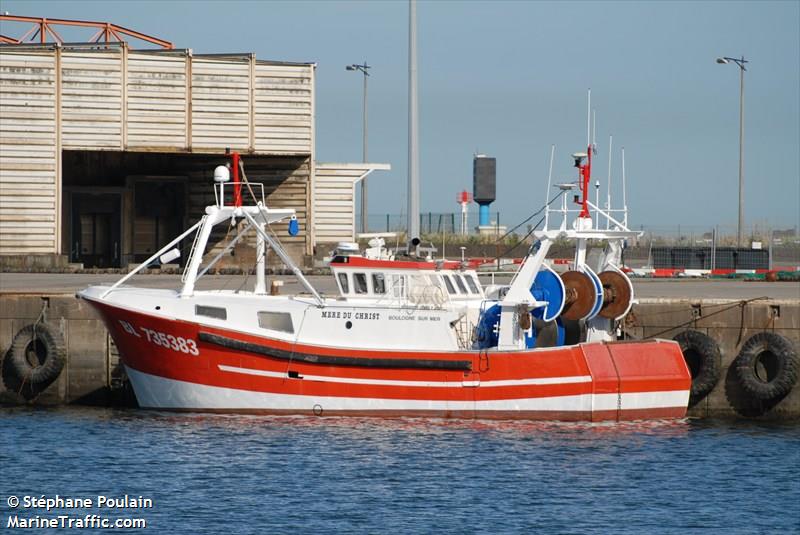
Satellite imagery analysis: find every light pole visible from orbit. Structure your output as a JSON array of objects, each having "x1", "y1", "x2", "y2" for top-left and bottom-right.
[
  {"x1": 346, "y1": 62, "x2": 370, "y2": 234},
  {"x1": 716, "y1": 55, "x2": 747, "y2": 247}
]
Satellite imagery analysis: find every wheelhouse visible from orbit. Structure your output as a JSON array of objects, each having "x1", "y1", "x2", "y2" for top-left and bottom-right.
[{"x1": 329, "y1": 255, "x2": 484, "y2": 304}]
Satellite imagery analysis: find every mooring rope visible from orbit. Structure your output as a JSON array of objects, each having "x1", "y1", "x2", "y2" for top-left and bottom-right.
[{"x1": 629, "y1": 296, "x2": 769, "y2": 341}]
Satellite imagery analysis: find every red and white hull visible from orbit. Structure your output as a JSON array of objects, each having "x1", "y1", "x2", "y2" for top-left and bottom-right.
[{"x1": 87, "y1": 299, "x2": 690, "y2": 421}]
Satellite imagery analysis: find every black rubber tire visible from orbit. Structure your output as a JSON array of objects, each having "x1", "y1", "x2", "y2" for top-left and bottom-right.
[
  {"x1": 734, "y1": 332, "x2": 799, "y2": 402},
  {"x1": 560, "y1": 319, "x2": 586, "y2": 346},
  {"x1": 8, "y1": 323, "x2": 66, "y2": 387},
  {"x1": 673, "y1": 330, "x2": 721, "y2": 404},
  {"x1": 534, "y1": 319, "x2": 558, "y2": 348}
]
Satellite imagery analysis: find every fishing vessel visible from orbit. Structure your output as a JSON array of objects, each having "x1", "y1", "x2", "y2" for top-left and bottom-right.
[{"x1": 77, "y1": 135, "x2": 691, "y2": 420}]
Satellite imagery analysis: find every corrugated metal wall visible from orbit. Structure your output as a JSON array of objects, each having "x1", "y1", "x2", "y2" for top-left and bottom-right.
[
  {"x1": 0, "y1": 49, "x2": 59, "y2": 254},
  {"x1": 127, "y1": 52, "x2": 187, "y2": 150},
  {"x1": 313, "y1": 164, "x2": 377, "y2": 244},
  {"x1": 255, "y1": 64, "x2": 313, "y2": 153},
  {"x1": 0, "y1": 44, "x2": 315, "y2": 258},
  {"x1": 61, "y1": 50, "x2": 123, "y2": 149},
  {"x1": 191, "y1": 57, "x2": 250, "y2": 151}
]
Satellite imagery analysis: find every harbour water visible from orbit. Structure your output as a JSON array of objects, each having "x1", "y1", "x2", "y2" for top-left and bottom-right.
[{"x1": 1, "y1": 408, "x2": 798, "y2": 533}]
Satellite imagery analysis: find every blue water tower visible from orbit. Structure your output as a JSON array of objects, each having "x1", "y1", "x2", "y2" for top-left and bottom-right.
[{"x1": 473, "y1": 154, "x2": 496, "y2": 227}]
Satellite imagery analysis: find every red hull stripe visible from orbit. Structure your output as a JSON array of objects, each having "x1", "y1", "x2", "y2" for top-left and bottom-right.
[
  {"x1": 331, "y1": 256, "x2": 463, "y2": 270},
  {"x1": 218, "y1": 364, "x2": 592, "y2": 388}
]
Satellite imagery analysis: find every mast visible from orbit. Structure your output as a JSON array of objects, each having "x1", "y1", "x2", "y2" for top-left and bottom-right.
[
  {"x1": 621, "y1": 146, "x2": 628, "y2": 228},
  {"x1": 544, "y1": 144, "x2": 555, "y2": 230},
  {"x1": 606, "y1": 135, "x2": 613, "y2": 229},
  {"x1": 407, "y1": 0, "x2": 420, "y2": 249},
  {"x1": 578, "y1": 89, "x2": 592, "y2": 220}
]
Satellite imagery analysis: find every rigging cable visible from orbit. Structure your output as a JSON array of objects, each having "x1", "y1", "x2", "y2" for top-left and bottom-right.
[{"x1": 488, "y1": 189, "x2": 567, "y2": 263}]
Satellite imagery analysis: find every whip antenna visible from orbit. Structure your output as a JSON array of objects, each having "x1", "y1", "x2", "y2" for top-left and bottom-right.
[
  {"x1": 622, "y1": 146, "x2": 628, "y2": 228},
  {"x1": 545, "y1": 144, "x2": 555, "y2": 230},
  {"x1": 606, "y1": 135, "x2": 613, "y2": 229}
]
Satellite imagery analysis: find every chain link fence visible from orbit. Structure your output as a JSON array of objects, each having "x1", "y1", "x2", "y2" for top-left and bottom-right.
[{"x1": 360, "y1": 215, "x2": 799, "y2": 267}]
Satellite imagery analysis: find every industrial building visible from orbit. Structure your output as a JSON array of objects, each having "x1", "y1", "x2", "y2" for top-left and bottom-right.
[{"x1": 0, "y1": 20, "x2": 385, "y2": 269}]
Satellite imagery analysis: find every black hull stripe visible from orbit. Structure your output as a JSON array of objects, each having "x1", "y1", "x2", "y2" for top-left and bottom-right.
[{"x1": 198, "y1": 332, "x2": 473, "y2": 371}]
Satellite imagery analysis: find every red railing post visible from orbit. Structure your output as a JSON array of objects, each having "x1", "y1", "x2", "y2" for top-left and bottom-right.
[
  {"x1": 579, "y1": 145, "x2": 592, "y2": 219},
  {"x1": 232, "y1": 152, "x2": 242, "y2": 207}
]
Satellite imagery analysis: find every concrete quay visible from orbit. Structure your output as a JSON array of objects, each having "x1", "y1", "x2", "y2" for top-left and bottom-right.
[{"x1": 1, "y1": 274, "x2": 798, "y2": 419}]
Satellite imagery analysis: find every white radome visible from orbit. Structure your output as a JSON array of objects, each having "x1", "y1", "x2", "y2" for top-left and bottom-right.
[{"x1": 213, "y1": 165, "x2": 230, "y2": 183}]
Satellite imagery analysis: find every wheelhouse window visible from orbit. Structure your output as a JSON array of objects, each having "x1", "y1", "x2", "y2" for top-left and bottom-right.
[
  {"x1": 454, "y1": 274, "x2": 468, "y2": 294},
  {"x1": 338, "y1": 273, "x2": 349, "y2": 294},
  {"x1": 442, "y1": 274, "x2": 457, "y2": 295},
  {"x1": 195, "y1": 305, "x2": 227, "y2": 320},
  {"x1": 372, "y1": 273, "x2": 386, "y2": 294},
  {"x1": 354, "y1": 273, "x2": 368, "y2": 294},
  {"x1": 258, "y1": 311, "x2": 294, "y2": 334},
  {"x1": 390, "y1": 274, "x2": 406, "y2": 298},
  {"x1": 465, "y1": 274, "x2": 480, "y2": 294}
]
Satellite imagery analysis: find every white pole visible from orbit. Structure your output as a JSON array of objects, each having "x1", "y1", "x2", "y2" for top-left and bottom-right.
[
  {"x1": 594, "y1": 182, "x2": 600, "y2": 219},
  {"x1": 407, "y1": 0, "x2": 420, "y2": 248},
  {"x1": 545, "y1": 144, "x2": 554, "y2": 230},
  {"x1": 181, "y1": 219, "x2": 216, "y2": 297},
  {"x1": 362, "y1": 63, "x2": 369, "y2": 234},
  {"x1": 606, "y1": 135, "x2": 613, "y2": 229},
  {"x1": 621, "y1": 146, "x2": 628, "y2": 228},
  {"x1": 711, "y1": 226, "x2": 716, "y2": 271},
  {"x1": 255, "y1": 223, "x2": 266, "y2": 295},
  {"x1": 586, "y1": 89, "x2": 591, "y2": 147}
]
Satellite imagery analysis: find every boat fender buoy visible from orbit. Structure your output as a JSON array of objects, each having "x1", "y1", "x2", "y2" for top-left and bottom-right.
[
  {"x1": 733, "y1": 332, "x2": 798, "y2": 402},
  {"x1": 673, "y1": 330, "x2": 722, "y2": 405},
  {"x1": 8, "y1": 323, "x2": 66, "y2": 388},
  {"x1": 288, "y1": 215, "x2": 299, "y2": 237}
]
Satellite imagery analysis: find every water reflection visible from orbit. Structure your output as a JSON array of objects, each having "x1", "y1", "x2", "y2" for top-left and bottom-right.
[{"x1": 1, "y1": 407, "x2": 797, "y2": 535}]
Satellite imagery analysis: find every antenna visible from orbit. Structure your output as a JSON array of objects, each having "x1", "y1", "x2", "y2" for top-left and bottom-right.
[
  {"x1": 621, "y1": 146, "x2": 628, "y2": 228},
  {"x1": 594, "y1": 180, "x2": 600, "y2": 218},
  {"x1": 577, "y1": 89, "x2": 592, "y2": 220},
  {"x1": 586, "y1": 89, "x2": 591, "y2": 148},
  {"x1": 592, "y1": 109, "x2": 596, "y2": 152},
  {"x1": 606, "y1": 135, "x2": 613, "y2": 230},
  {"x1": 545, "y1": 144, "x2": 555, "y2": 230}
]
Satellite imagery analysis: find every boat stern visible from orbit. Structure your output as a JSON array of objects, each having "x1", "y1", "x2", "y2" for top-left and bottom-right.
[{"x1": 582, "y1": 339, "x2": 691, "y2": 420}]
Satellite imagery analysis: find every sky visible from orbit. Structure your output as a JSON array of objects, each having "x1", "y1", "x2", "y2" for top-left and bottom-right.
[{"x1": 2, "y1": 0, "x2": 799, "y2": 232}]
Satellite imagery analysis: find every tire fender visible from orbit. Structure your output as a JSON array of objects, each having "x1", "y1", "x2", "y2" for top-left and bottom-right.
[
  {"x1": 8, "y1": 323, "x2": 66, "y2": 387},
  {"x1": 733, "y1": 332, "x2": 798, "y2": 402},
  {"x1": 673, "y1": 330, "x2": 722, "y2": 405}
]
